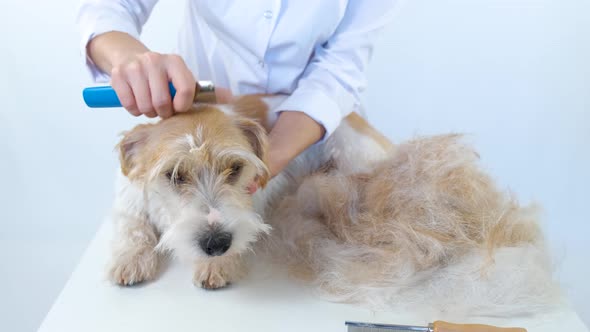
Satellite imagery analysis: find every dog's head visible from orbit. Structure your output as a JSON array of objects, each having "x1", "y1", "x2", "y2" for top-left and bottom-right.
[{"x1": 118, "y1": 106, "x2": 271, "y2": 262}]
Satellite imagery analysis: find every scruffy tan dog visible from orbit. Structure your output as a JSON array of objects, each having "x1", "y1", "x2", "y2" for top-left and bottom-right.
[{"x1": 108, "y1": 95, "x2": 559, "y2": 315}]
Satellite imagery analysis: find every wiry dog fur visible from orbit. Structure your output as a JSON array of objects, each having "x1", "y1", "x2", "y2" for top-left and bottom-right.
[
  {"x1": 263, "y1": 134, "x2": 560, "y2": 317},
  {"x1": 107, "y1": 95, "x2": 560, "y2": 317}
]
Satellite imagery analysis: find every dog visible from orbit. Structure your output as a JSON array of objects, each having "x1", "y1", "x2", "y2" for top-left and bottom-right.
[{"x1": 107, "y1": 95, "x2": 559, "y2": 315}]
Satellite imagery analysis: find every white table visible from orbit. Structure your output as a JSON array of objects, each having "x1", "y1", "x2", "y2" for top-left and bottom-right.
[{"x1": 38, "y1": 220, "x2": 588, "y2": 332}]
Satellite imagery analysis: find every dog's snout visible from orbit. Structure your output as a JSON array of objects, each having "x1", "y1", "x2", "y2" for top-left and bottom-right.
[{"x1": 199, "y1": 231, "x2": 232, "y2": 256}]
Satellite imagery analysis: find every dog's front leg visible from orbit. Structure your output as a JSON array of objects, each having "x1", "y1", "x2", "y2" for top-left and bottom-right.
[
  {"x1": 193, "y1": 254, "x2": 247, "y2": 289},
  {"x1": 107, "y1": 172, "x2": 165, "y2": 286},
  {"x1": 107, "y1": 214, "x2": 162, "y2": 286}
]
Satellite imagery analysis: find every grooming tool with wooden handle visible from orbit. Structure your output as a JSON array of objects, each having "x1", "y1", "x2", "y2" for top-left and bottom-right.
[
  {"x1": 82, "y1": 81, "x2": 216, "y2": 108},
  {"x1": 345, "y1": 320, "x2": 527, "y2": 332}
]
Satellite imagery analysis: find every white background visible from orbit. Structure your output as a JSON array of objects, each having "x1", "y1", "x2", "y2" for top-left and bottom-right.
[{"x1": 0, "y1": 0, "x2": 588, "y2": 331}]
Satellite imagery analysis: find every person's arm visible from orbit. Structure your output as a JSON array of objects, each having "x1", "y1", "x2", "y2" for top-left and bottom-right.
[
  {"x1": 76, "y1": 0, "x2": 196, "y2": 117},
  {"x1": 87, "y1": 31, "x2": 148, "y2": 75},
  {"x1": 264, "y1": 0, "x2": 401, "y2": 177},
  {"x1": 77, "y1": 0, "x2": 158, "y2": 80}
]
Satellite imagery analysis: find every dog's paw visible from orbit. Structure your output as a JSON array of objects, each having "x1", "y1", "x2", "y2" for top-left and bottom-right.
[
  {"x1": 193, "y1": 261, "x2": 230, "y2": 289},
  {"x1": 193, "y1": 256, "x2": 245, "y2": 289},
  {"x1": 108, "y1": 249, "x2": 160, "y2": 286}
]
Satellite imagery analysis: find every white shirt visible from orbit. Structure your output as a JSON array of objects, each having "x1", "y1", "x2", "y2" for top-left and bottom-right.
[{"x1": 76, "y1": 0, "x2": 401, "y2": 138}]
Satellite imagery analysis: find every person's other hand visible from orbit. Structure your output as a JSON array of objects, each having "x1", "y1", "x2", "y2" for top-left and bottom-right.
[
  {"x1": 246, "y1": 111, "x2": 326, "y2": 194},
  {"x1": 110, "y1": 52, "x2": 196, "y2": 118}
]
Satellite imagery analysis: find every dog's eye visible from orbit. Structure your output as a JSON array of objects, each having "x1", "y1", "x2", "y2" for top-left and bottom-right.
[
  {"x1": 226, "y1": 162, "x2": 243, "y2": 183},
  {"x1": 165, "y1": 170, "x2": 187, "y2": 185}
]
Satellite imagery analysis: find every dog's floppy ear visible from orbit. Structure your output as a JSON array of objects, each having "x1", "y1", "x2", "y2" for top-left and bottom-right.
[
  {"x1": 117, "y1": 123, "x2": 153, "y2": 177},
  {"x1": 234, "y1": 118, "x2": 270, "y2": 187}
]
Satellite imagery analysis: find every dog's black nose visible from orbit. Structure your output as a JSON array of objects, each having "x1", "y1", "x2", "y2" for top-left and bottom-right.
[{"x1": 198, "y1": 231, "x2": 232, "y2": 256}]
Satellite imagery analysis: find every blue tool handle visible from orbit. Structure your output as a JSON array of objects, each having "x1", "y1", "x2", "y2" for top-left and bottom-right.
[{"x1": 83, "y1": 83, "x2": 177, "y2": 108}]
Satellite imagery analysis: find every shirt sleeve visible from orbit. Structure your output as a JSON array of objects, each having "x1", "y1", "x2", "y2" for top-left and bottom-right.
[
  {"x1": 277, "y1": 0, "x2": 402, "y2": 141},
  {"x1": 76, "y1": 0, "x2": 159, "y2": 82}
]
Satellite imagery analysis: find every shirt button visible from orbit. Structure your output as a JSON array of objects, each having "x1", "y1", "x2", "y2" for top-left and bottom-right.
[
  {"x1": 263, "y1": 10, "x2": 273, "y2": 19},
  {"x1": 258, "y1": 60, "x2": 265, "y2": 68}
]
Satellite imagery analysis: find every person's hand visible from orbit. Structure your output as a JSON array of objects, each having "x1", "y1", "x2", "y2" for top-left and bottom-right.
[
  {"x1": 87, "y1": 32, "x2": 197, "y2": 118},
  {"x1": 267, "y1": 111, "x2": 325, "y2": 176},
  {"x1": 110, "y1": 52, "x2": 196, "y2": 118},
  {"x1": 247, "y1": 111, "x2": 326, "y2": 194}
]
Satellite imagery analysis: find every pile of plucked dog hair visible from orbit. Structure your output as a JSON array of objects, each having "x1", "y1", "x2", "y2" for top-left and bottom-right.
[{"x1": 263, "y1": 134, "x2": 561, "y2": 317}]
